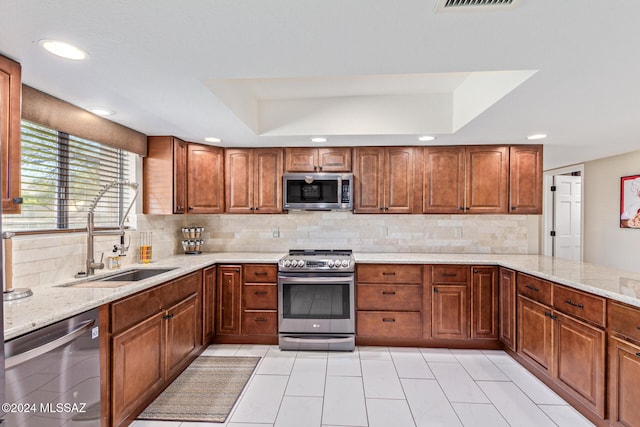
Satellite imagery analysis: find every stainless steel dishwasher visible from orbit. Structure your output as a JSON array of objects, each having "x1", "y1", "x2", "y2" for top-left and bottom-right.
[{"x1": 2, "y1": 308, "x2": 101, "y2": 426}]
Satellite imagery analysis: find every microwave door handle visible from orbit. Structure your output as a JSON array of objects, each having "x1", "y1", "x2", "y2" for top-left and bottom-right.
[{"x1": 5, "y1": 319, "x2": 95, "y2": 369}]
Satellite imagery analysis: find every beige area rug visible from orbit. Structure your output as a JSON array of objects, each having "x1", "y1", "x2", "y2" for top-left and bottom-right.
[{"x1": 138, "y1": 356, "x2": 260, "y2": 423}]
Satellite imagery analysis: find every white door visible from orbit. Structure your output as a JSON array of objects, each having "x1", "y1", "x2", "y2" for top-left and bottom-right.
[{"x1": 553, "y1": 175, "x2": 582, "y2": 261}]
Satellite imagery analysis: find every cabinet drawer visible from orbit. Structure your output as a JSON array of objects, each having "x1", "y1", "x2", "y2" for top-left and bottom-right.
[
  {"x1": 357, "y1": 264, "x2": 422, "y2": 284},
  {"x1": 111, "y1": 272, "x2": 199, "y2": 334},
  {"x1": 244, "y1": 264, "x2": 277, "y2": 283},
  {"x1": 243, "y1": 284, "x2": 277, "y2": 310},
  {"x1": 357, "y1": 311, "x2": 422, "y2": 339},
  {"x1": 431, "y1": 265, "x2": 469, "y2": 284},
  {"x1": 553, "y1": 285, "x2": 606, "y2": 327},
  {"x1": 516, "y1": 273, "x2": 552, "y2": 306},
  {"x1": 609, "y1": 300, "x2": 640, "y2": 341},
  {"x1": 356, "y1": 284, "x2": 422, "y2": 311},
  {"x1": 242, "y1": 310, "x2": 277, "y2": 335}
]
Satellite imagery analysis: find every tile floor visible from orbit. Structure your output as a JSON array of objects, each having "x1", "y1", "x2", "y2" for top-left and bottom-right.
[{"x1": 131, "y1": 344, "x2": 595, "y2": 427}]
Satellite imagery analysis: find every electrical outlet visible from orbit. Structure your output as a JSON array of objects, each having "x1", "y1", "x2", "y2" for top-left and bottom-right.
[{"x1": 272, "y1": 226, "x2": 280, "y2": 238}]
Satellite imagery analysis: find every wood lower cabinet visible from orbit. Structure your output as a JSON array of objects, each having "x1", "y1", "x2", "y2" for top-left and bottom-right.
[
  {"x1": 216, "y1": 265, "x2": 242, "y2": 335},
  {"x1": 609, "y1": 337, "x2": 640, "y2": 427},
  {"x1": 225, "y1": 148, "x2": 283, "y2": 214},
  {"x1": 0, "y1": 54, "x2": 21, "y2": 214},
  {"x1": 471, "y1": 266, "x2": 498, "y2": 340},
  {"x1": 285, "y1": 147, "x2": 352, "y2": 172},
  {"x1": 202, "y1": 266, "x2": 216, "y2": 345},
  {"x1": 517, "y1": 295, "x2": 554, "y2": 375},
  {"x1": 109, "y1": 271, "x2": 203, "y2": 426},
  {"x1": 498, "y1": 268, "x2": 516, "y2": 351},
  {"x1": 431, "y1": 284, "x2": 468, "y2": 339}
]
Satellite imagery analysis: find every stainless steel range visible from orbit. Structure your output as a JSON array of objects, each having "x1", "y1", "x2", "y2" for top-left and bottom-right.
[{"x1": 278, "y1": 249, "x2": 355, "y2": 351}]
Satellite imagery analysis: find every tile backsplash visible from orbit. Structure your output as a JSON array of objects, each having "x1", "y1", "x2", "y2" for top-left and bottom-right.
[{"x1": 10, "y1": 212, "x2": 538, "y2": 288}]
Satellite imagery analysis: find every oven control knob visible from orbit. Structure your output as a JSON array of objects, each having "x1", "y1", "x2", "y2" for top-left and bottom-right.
[
  {"x1": 284, "y1": 260, "x2": 291, "y2": 267},
  {"x1": 290, "y1": 260, "x2": 298, "y2": 267},
  {"x1": 328, "y1": 260, "x2": 335, "y2": 268},
  {"x1": 341, "y1": 260, "x2": 350, "y2": 268},
  {"x1": 294, "y1": 260, "x2": 303, "y2": 268}
]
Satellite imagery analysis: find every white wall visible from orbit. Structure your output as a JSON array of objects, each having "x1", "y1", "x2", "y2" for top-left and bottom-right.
[{"x1": 583, "y1": 149, "x2": 640, "y2": 272}]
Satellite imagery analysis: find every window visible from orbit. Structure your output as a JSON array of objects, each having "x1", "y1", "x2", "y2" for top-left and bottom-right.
[{"x1": 2, "y1": 120, "x2": 137, "y2": 232}]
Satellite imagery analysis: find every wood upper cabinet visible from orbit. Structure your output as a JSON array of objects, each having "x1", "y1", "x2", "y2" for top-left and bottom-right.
[
  {"x1": 509, "y1": 145, "x2": 543, "y2": 214},
  {"x1": 225, "y1": 148, "x2": 283, "y2": 214},
  {"x1": 471, "y1": 266, "x2": 498, "y2": 340},
  {"x1": 353, "y1": 146, "x2": 421, "y2": 214},
  {"x1": 498, "y1": 268, "x2": 516, "y2": 351},
  {"x1": 0, "y1": 55, "x2": 22, "y2": 214},
  {"x1": 285, "y1": 147, "x2": 352, "y2": 172},
  {"x1": 423, "y1": 146, "x2": 509, "y2": 214},
  {"x1": 143, "y1": 136, "x2": 224, "y2": 214}
]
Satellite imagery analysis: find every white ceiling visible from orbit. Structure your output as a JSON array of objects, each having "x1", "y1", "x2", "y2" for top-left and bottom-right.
[{"x1": 1, "y1": 0, "x2": 639, "y2": 170}]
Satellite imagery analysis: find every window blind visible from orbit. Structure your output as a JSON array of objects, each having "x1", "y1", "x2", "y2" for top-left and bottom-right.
[{"x1": 3, "y1": 120, "x2": 136, "y2": 232}]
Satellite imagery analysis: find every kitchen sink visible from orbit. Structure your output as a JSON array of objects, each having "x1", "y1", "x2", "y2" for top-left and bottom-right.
[{"x1": 94, "y1": 268, "x2": 177, "y2": 282}]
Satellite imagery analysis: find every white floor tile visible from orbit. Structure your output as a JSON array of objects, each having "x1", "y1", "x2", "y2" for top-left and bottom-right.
[
  {"x1": 234, "y1": 345, "x2": 271, "y2": 357},
  {"x1": 358, "y1": 346, "x2": 392, "y2": 360},
  {"x1": 419, "y1": 348, "x2": 457, "y2": 362},
  {"x1": 230, "y1": 375, "x2": 288, "y2": 424},
  {"x1": 226, "y1": 424, "x2": 274, "y2": 427},
  {"x1": 202, "y1": 344, "x2": 241, "y2": 356},
  {"x1": 255, "y1": 351, "x2": 296, "y2": 375},
  {"x1": 327, "y1": 350, "x2": 362, "y2": 376},
  {"x1": 496, "y1": 361, "x2": 567, "y2": 405},
  {"x1": 275, "y1": 396, "x2": 323, "y2": 427},
  {"x1": 429, "y1": 362, "x2": 490, "y2": 403},
  {"x1": 390, "y1": 347, "x2": 434, "y2": 379},
  {"x1": 322, "y1": 376, "x2": 368, "y2": 426},
  {"x1": 451, "y1": 403, "x2": 510, "y2": 427},
  {"x1": 539, "y1": 404, "x2": 596, "y2": 427},
  {"x1": 481, "y1": 350, "x2": 520, "y2": 367},
  {"x1": 130, "y1": 421, "x2": 181, "y2": 427},
  {"x1": 401, "y1": 378, "x2": 463, "y2": 427},
  {"x1": 361, "y1": 359, "x2": 405, "y2": 399},
  {"x1": 285, "y1": 358, "x2": 327, "y2": 397},
  {"x1": 451, "y1": 350, "x2": 509, "y2": 381},
  {"x1": 366, "y1": 398, "x2": 416, "y2": 427},
  {"x1": 478, "y1": 381, "x2": 557, "y2": 427}
]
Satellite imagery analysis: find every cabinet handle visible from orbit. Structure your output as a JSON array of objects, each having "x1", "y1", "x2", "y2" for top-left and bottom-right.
[
  {"x1": 525, "y1": 284, "x2": 539, "y2": 292},
  {"x1": 254, "y1": 317, "x2": 268, "y2": 322},
  {"x1": 235, "y1": 269, "x2": 240, "y2": 273},
  {"x1": 637, "y1": 326, "x2": 640, "y2": 331},
  {"x1": 382, "y1": 318, "x2": 396, "y2": 323},
  {"x1": 442, "y1": 273, "x2": 457, "y2": 277},
  {"x1": 636, "y1": 352, "x2": 640, "y2": 358},
  {"x1": 254, "y1": 291, "x2": 268, "y2": 295},
  {"x1": 565, "y1": 299, "x2": 584, "y2": 309},
  {"x1": 382, "y1": 291, "x2": 396, "y2": 295},
  {"x1": 473, "y1": 269, "x2": 479, "y2": 274},
  {"x1": 188, "y1": 206, "x2": 194, "y2": 211},
  {"x1": 434, "y1": 287, "x2": 439, "y2": 293},
  {"x1": 382, "y1": 272, "x2": 396, "y2": 276},
  {"x1": 511, "y1": 206, "x2": 517, "y2": 211},
  {"x1": 163, "y1": 313, "x2": 174, "y2": 320},
  {"x1": 544, "y1": 311, "x2": 556, "y2": 320},
  {"x1": 254, "y1": 271, "x2": 268, "y2": 276}
]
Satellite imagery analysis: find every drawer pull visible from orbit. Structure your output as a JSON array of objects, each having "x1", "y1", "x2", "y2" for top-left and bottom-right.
[
  {"x1": 163, "y1": 313, "x2": 174, "y2": 320},
  {"x1": 254, "y1": 272, "x2": 268, "y2": 276},
  {"x1": 382, "y1": 318, "x2": 396, "y2": 323},
  {"x1": 441, "y1": 273, "x2": 457, "y2": 277},
  {"x1": 544, "y1": 311, "x2": 557, "y2": 320},
  {"x1": 636, "y1": 352, "x2": 640, "y2": 358},
  {"x1": 253, "y1": 291, "x2": 268, "y2": 295},
  {"x1": 525, "y1": 284, "x2": 539, "y2": 292},
  {"x1": 382, "y1": 272, "x2": 396, "y2": 276},
  {"x1": 565, "y1": 299, "x2": 584, "y2": 309},
  {"x1": 382, "y1": 291, "x2": 396, "y2": 295},
  {"x1": 254, "y1": 317, "x2": 268, "y2": 322}
]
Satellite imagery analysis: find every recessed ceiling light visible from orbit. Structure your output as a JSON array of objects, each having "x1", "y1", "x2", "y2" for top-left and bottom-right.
[
  {"x1": 311, "y1": 137, "x2": 327, "y2": 143},
  {"x1": 417, "y1": 135, "x2": 436, "y2": 142},
  {"x1": 205, "y1": 137, "x2": 222, "y2": 143},
  {"x1": 527, "y1": 133, "x2": 547, "y2": 140},
  {"x1": 89, "y1": 107, "x2": 114, "y2": 116},
  {"x1": 39, "y1": 39, "x2": 88, "y2": 60}
]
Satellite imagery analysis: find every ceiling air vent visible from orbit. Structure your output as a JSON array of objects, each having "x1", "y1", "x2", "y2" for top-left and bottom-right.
[{"x1": 435, "y1": 0, "x2": 522, "y2": 12}]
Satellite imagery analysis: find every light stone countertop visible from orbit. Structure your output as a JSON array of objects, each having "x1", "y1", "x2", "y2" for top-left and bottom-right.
[{"x1": 5, "y1": 251, "x2": 640, "y2": 340}]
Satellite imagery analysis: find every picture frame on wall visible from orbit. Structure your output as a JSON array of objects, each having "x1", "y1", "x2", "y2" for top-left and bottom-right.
[{"x1": 620, "y1": 174, "x2": 640, "y2": 228}]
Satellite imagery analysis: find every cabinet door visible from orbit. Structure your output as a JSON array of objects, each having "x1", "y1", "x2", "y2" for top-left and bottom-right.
[
  {"x1": 353, "y1": 147, "x2": 385, "y2": 213},
  {"x1": 202, "y1": 266, "x2": 216, "y2": 345},
  {"x1": 509, "y1": 145, "x2": 542, "y2": 214},
  {"x1": 0, "y1": 55, "x2": 21, "y2": 214},
  {"x1": 216, "y1": 266, "x2": 242, "y2": 335},
  {"x1": 499, "y1": 268, "x2": 516, "y2": 351},
  {"x1": 285, "y1": 147, "x2": 317, "y2": 171},
  {"x1": 165, "y1": 293, "x2": 199, "y2": 380},
  {"x1": 609, "y1": 337, "x2": 640, "y2": 427},
  {"x1": 431, "y1": 284, "x2": 468, "y2": 339},
  {"x1": 465, "y1": 146, "x2": 508, "y2": 213},
  {"x1": 173, "y1": 138, "x2": 187, "y2": 214},
  {"x1": 423, "y1": 146, "x2": 465, "y2": 213},
  {"x1": 187, "y1": 144, "x2": 224, "y2": 214},
  {"x1": 253, "y1": 148, "x2": 283, "y2": 213},
  {"x1": 555, "y1": 312, "x2": 605, "y2": 417},
  {"x1": 225, "y1": 149, "x2": 253, "y2": 213},
  {"x1": 112, "y1": 312, "x2": 165, "y2": 426},
  {"x1": 385, "y1": 147, "x2": 419, "y2": 213},
  {"x1": 517, "y1": 296, "x2": 553, "y2": 376},
  {"x1": 471, "y1": 266, "x2": 498, "y2": 340},
  {"x1": 318, "y1": 147, "x2": 352, "y2": 171}
]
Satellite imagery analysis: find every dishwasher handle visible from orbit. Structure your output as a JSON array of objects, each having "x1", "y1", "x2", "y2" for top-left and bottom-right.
[{"x1": 5, "y1": 319, "x2": 95, "y2": 369}]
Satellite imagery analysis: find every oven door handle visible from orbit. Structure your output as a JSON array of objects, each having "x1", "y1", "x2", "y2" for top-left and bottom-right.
[
  {"x1": 280, "y1": 336, "x2": 354, "y2": 344},
  {"x1": 5, "y1": 319, "x2": 95, "y2": 369},
  {"x1": 278, "y1": 276, "x2": 353, "y2": 284}
]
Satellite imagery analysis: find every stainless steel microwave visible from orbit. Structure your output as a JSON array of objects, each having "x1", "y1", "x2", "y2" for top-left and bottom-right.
[{"x1": 283, "y1": 172, "x2": 353, "y2": 211}]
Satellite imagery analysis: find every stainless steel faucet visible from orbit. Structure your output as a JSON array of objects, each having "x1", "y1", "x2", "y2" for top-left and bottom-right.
[{"x1": 82, "y1": 180, "x2": 139, "y2": 276}]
